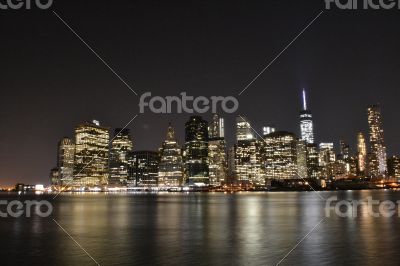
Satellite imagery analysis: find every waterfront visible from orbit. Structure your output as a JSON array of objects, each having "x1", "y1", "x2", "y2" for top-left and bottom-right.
[{"x1": 1, "y1": 190, "x2": 400, "y2": 265}]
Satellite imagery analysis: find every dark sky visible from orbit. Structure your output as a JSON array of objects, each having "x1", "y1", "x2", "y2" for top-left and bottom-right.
[{"x1": 1, "y1": 0, "x2": 399, "y2": 185}]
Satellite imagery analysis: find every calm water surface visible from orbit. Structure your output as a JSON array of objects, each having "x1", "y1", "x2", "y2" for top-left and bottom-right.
[{"x1": 0, "y1": 190, "x2": 400, "y2": 265}]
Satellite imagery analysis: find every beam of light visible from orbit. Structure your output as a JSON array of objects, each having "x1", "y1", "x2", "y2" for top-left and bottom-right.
[{"x1": 302, "y1": 89, "x2": 307, "y2": 110}]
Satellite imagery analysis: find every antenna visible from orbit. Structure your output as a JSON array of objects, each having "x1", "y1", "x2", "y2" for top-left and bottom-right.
[{"x1": 302, "y1": 89, "x2": 307, "y2": 110}]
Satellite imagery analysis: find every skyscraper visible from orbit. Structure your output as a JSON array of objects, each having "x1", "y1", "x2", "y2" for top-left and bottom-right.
[
  {"x1": 387, "y1": 156, "x2": 400, "y2": 179},
  {"x1": 183, "y1": 116, "x2": 209, "y2": 186},
  {"x1": 306, "y1": 143, "x2": 320, "y2": 179},
  {"x1": 296, "y1": 140, "x2": 308, "y2": 179},
  {"x1": 339, "y1": 140, "x2": 350, "y2": 160},
  {"x1": 264, "y1": 131, "x2": 298, "y2": 180},
  {"x1": 236, "y1": 116, "x2": 253, "y2": 141},
  {"x1": 235, "y1": 117, "x2": 265, "y2": 186},
  {"x1": 299, "y1": 89, "x2": 315, "y2": 144},
  {"x1": 73, "y1": 120, "x2": 109, "y2": 187},
  {"x1": 57, "y1": 137, "x2": 75, "y2": 185},
  {"x1": 357, "y1": 132, "x2": 367, "y2": 175},
  {"x1": 50, "y1": 167, "x2": 60, "y2": 186},
  {"x1": 158, "y1": 124, "x2": 183, "y2": 188},
  {"x1": 367, "y1": 104, "x2": 387, "y2": 177},
  {"x1": 208, "y1": 114, "x2": 227, "y2": 187},
  {"x1": 209, "y1": 113, "x2": 225, "y2": 139},
  {"x1": 128, "y1": 151, "x2": 159, "y2": 187},
  {"x1": 319, "y1": 142, "x2": 336, "y2": 179},
  {"x1": 208, "y1": 138, "x2": 227, "y2": 186},
  {"x1": 109, "y1": 128, "x2": 133, "y2": 187},
  {"x1": 319, "y1": 143, "x2": 336, "y2": 167}
]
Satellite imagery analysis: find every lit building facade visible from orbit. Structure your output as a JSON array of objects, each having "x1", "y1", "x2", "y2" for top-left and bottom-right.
[
  {"x1": 306, "y1": 143, "x2": 320, "y2": 178},
  {"x1": 264, "y1": 131, "x2": 298, "y2": 180},
  {"x1": 296, "y1": 140, "x2": 308, "y2": 179},
  {"x1": 57, "y1": 137, "x2": 75, "y2": 185},
  {"x1": 319, "y1": 143, "x2": 336, "y2": 166},
  {"x1": 357, "y1": 132, "x2": 367, "y2": 175},
  {"x1": 236, "y1": 116, "x2": 253, "y2": 141},
  {"x1": 208, "y1": 138, "x2": 227, "y2": 186},
  {"x1": 73, "y1": 120, "x2": 109, "y2": 187},
  {"x1": 340, "y1": 140, "x2": 350, "y2": 160},
  {"x1": 128, "y1": 151, "x2": 159, "y2": 187},
  {"x1": 319, "y1": 142, "x2": 335, "y2": 179},
  {"x1": 235, "y1": 139, "x2": 265, "y2": 185},
  {"x1": 50, "y1": 167, "x2": 60, "y2": 186},
  {"x1": 183, "y1": 116, "x2": 209, "y2": 186},
  {"x1": 299, "y1": 89, "x2": 315, "y2": 144},
  {"x1": 209, "y1": 113, "x2": 225, "y2": 139},
  {"x1": 158, "y1": 124, "x2": 183, "y2": 187},
  {"x1": 367, "y1": 105, "x2": 388, "y2": 177},
  {"x1": 263, "y1": 126, "x2": 276, "y2": 136},
  {"x1": 388, "y1": 156, "x2": 400, "y2": 179},
  {"x1": 109, "y1": 128, "x2": 133, "y2": 187},
  {"x1": 234, "y1": 117, "x2": 265, "y2": 185}
]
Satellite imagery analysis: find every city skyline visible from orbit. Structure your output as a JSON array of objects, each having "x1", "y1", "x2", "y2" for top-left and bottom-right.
[
  {"x1": 1, "y1": 92, "x2": 398, "y2": 186},
  {"x1": 1, "y1": 1, "x2": 400, "y2": 186},
  {"x1": 42, "y1": 93, "x2": 397, "y2": 189}
]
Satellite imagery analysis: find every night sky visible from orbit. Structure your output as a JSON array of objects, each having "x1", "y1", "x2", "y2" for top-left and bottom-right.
[{"x1": 1, "y1": 0, "x2": 399, "y2": 185}]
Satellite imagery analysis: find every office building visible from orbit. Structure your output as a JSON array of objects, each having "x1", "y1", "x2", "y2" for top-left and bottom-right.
[
  {"x1": 357, "y1": 132, "x2": 367, "y2": 175},
  {"x1": 158, "y1": 124, "x2": 183, "y2": 187},
  {"x1": 128, "y1": 151, "x2": 159, "y2": 187},
  {"x1": 367, "y1": 105, "x2": 387, "y2": 177},
  {"x1": 299, "y1": 89, "x2": 315, "y2": 144},
  {"x1": 183, "y1": 116, "x2": 209, "y2": 186},
  {"x1": 109, "y1": 128, "x2": 133, "y2": 187},
  {"x1": 264, "y1": 131, "x2": 298, "y2": 180},
  {"x1": 57, "y1": 137, "x2": 75, "y2": 185},
  {"x1": 73, "y1": 120, "x2": 110, "y2": 187}
]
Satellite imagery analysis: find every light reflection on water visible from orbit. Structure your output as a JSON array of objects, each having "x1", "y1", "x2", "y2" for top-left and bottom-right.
[{"x1": 0, "y1": 191, "x2": 400, "y2": 265}]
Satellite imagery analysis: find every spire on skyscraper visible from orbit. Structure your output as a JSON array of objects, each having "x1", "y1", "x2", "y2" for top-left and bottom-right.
[{"x1": 302, "y1": 89, "x2": 307, "y2": 111}]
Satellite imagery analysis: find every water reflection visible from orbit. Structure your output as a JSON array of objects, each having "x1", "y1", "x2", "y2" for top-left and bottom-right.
[{"x1": 0, "y1": 191, "x2": 400, "y2": 265}]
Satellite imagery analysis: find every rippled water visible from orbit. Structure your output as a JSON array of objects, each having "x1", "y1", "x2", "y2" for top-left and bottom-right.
[{"x1": 1, "y1": 190, "x2": 400, "y2": 265}]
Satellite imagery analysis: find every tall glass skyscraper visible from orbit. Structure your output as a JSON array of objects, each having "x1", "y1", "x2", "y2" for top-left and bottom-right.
[
  {"x1": 208, "y1": 114, "x2": 227, "y2": 187},
  {"x1": 264, "y1": 131, "x2": 298, "y2": 180},
  {"x1": 128, "y1": 151, "x2": 159, "y2": 187},
  {"x1": 183, "y1": 116, "x2": 209, "y2": 186},
  {"x1": 158, "y1": 124, "x2": 183, "y2": 188},
  {"x1": 109, "y1": 128, "x2": 133, "y2": 187},
  {"x1": 236, "y1": 116, "x2": 253, "y2": 141},
  {"x1": 57, "y1": 137, "x2": 75, "y2": 186},
  {"x1": 367, "y1": 104, "x2": 387, "y2": 177},
  {"x1": 235, "y1": 117, "x2": 265, "y2": 186},
  {"x1": 209, "y1": 113, "x2": 225, "y2": 139},
  {"x1": 73, "y1": 120, "x2": 110, "y2": 187},
  {"x1": 299, "y1": 89, "x2": 315, "y2": 144},
  {"x1": 357, "y1": 132, "x2": 367, "y2": 175}
]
